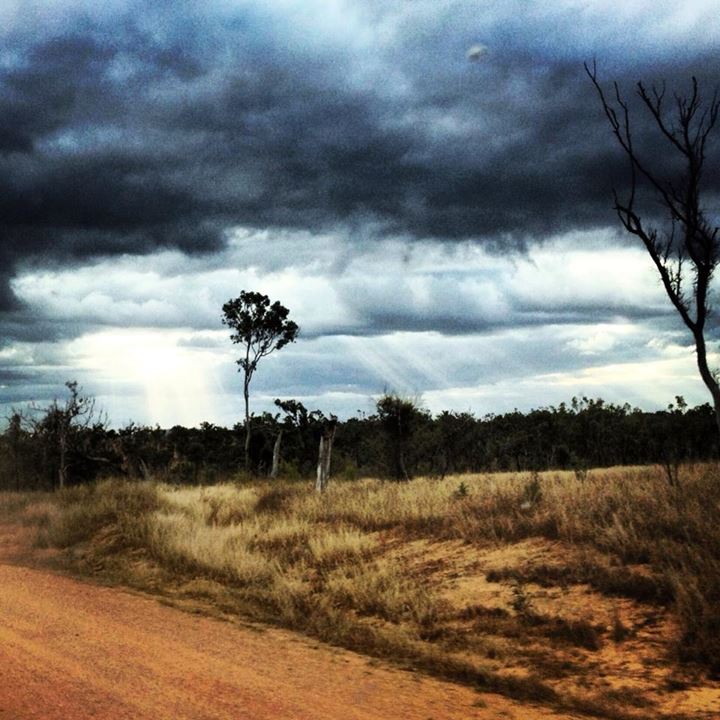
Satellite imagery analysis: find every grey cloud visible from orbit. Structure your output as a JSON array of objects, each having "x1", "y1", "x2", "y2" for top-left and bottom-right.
[
  {"x1": 4, "y1": 227, "x2": 686, "y2": 352},
  {"x1": 0, "y1": 1, "x2": 716, "y2": 314}
]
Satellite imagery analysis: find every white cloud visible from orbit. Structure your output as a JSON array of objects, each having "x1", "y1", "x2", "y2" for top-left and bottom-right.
[
  {"x1": 565, "y1": 323, "x2": 637, "y2": 355},
  {"x1": 3, "y1": 228, "x2": 710, "y2": 423}
]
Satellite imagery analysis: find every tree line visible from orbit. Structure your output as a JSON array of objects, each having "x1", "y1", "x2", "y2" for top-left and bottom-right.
[{"x1": 1, "y1": 390, "x2": 715, "y2": 491}]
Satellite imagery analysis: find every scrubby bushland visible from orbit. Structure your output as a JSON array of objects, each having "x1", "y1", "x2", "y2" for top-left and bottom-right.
[{"x1": 1, "y1": 395, "x2": 716, "y2": 489}]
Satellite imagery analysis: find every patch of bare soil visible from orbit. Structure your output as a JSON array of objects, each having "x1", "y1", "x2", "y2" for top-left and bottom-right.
[
  {"x1": 0, "y1": 523, "x2": 576, "y2": 720},
  {"x1": 388, "y1": 536, "x2": 720, "y2": 719}
]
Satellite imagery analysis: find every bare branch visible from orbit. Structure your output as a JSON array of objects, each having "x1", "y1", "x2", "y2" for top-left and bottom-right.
[{"x1": 587, "y1": 62, "x2": 720, "y2": 435}]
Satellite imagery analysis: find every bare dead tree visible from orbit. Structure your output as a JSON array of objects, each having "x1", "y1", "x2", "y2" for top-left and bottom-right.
[
  {"x1": 22, "y1": 381, "x2": 100, "y2": 489},
  {"x1": 270, "y1": 429, "x2": 283, "y2": 479},
  {"x1": 586, "y1": 61, "x2": 720, "y2": 438},
  {"x1": 315, "y1": 418, "x2": 337, "y2": 493}
]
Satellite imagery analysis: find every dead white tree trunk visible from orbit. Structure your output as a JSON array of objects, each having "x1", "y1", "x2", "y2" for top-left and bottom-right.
[
  {"x1": 270, "y1": 429, "x2": 283, "y2": 479},
  {"x1": 315, "y1": 421, "x2": 336, "y2": 493},
  {"x1": 138, "y1": 458, "x2": 151, "y2": 481}
]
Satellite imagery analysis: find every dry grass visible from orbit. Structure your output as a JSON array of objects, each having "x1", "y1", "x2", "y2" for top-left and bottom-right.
[
  {"x1": 0, "y1": 490, "x2": 51, "y2": 519},
  {"x1": 8, "y1": 464, "x2": 720, "y2": 719}
]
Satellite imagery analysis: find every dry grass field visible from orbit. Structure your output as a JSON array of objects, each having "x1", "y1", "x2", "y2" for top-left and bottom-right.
[{"x1": 3, "y1": 464, "x2": 720, "y2": 719}]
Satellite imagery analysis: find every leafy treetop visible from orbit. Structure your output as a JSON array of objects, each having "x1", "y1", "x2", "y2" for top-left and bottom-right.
[{"x1": 222, "y1": 291, "x2": 299, "y2": 377}]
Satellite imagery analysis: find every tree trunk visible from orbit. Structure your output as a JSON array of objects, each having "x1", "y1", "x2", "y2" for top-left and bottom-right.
[
  {"x1": 324, "y1": 427, "x2": 334, "y2": 481},
  {"x1": 58, "y1": 431, "x2": 67, "y2": 490},
  {"x1": 243, "y1": 378, "x2": 251, "y2": 474},
  {"x1": 397, "y1": 446, "x2": 409, "y2": 481},
  {"x1": 694, "y1": 330, "x2": 720, "y2": 440},
  {"x1": 270, "y1": 430, "x2": 283, "y2": 479},
  {"x1": 315, "y1": 422, "x2": 336, "y2": 493},
  {"x1": 438, "y1": 451, "x2": 448, "y2": 481},
  {"x1": 138, "y1": 458, "x2": 151, "y2": 481},
  {"x1": 315, "y1": 436, "x2": 326, "y2": 492}
]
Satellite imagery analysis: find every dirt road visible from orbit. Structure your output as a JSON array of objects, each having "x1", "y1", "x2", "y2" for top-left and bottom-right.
[{"x1": 0, "y1": 526, "x2": 574, "y2": 720}]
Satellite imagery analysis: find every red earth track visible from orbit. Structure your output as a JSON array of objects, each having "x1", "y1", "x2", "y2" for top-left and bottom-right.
[{"x1": 0, "y1": 525, "x2": 575, "y2": 720}]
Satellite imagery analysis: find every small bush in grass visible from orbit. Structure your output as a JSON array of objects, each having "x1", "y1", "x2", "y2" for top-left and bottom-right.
[
  {"x1": 453, "y1": 481, "x2": 469, "y2": 500},
  {"x1": 510, "y1": 579, "x2": 533, "y2": 617}
]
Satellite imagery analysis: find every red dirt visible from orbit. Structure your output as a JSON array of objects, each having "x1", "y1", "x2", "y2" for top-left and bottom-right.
[{"x1": 0, "y1": 524, "x2": 574, "y2": 720}]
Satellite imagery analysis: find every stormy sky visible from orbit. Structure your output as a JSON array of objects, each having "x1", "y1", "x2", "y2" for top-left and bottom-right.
[{"x1": 0, "y1": 1, "x2": 718, "y2": 426}]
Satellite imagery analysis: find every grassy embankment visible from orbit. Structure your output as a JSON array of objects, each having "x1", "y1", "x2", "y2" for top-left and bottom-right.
[{"x1": 3, "y1": 464, "x2": 720, "y2": 719}]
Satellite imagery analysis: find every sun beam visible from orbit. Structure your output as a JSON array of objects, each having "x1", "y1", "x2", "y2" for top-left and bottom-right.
[{"x1": 70, "y1": 329, "x2": 224, "y2": 426}]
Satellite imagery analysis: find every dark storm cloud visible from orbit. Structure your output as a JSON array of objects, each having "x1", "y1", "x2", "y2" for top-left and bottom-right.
[
  {"x1": 0, "y1": 1, "x2": 717, "y2": 319},
  {"x1": 349, "y1": 306, "x2": 671, "y2": 338}
]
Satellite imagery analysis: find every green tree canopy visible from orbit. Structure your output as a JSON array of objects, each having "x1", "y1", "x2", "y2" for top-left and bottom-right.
[{"x1": 222, "y1": 291, "x2": 299, "y2": 472}]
